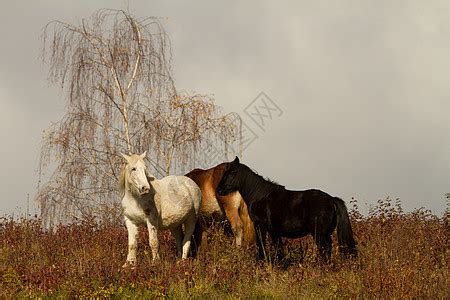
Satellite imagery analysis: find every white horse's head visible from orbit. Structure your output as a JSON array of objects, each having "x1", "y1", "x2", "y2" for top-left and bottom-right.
[{"x1": 120, "y1": 151, "x2": 153, "y2": 196}]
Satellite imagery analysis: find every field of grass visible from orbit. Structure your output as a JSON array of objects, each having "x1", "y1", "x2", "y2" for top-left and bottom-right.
[{"x1": 1, "y1": 198, "x2": 447, "y2": 298}]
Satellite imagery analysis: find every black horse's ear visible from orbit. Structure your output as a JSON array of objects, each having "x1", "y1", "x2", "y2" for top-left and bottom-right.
[{"x1": 233, "y1": 156, "x2": 240, "y2": 164}]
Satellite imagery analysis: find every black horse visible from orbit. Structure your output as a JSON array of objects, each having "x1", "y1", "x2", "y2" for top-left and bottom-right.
[{"x1": 216, "y1": 157, "x2": 357, "y2": 262}]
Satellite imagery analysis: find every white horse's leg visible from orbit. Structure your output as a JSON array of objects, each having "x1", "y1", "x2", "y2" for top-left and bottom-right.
[
  {"x1": 124, "y1": 218, "x2": 138, "y2": 268},
  {"x1": 170, "y1": 225, "x2": 183, "y2": 258},
  {"x1": 181, "y1": 216, "x2": 196, "y2": 259},
  {"x1": 146, "y1": 220, "x2": 160, "y2": 261}
]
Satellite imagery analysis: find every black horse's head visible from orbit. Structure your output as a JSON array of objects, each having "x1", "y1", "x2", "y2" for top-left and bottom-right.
[{"x1": 217, "y1": 156, "x2": 241, "y2": 196}]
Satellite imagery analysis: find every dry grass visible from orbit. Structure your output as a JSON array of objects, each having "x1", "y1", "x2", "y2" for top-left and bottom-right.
[{"x1": 1, "y1": 198, "x2": 447, "y2": 298}]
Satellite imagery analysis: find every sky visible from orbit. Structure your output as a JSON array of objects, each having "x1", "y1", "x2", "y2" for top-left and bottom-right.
[{"x1": 0, "y1": 0, "x2": 448, "y2": 217}]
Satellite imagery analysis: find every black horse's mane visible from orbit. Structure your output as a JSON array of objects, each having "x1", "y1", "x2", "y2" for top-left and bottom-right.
[{"x1": 236, "y1": 163, "x2": 285, "y2": 202}]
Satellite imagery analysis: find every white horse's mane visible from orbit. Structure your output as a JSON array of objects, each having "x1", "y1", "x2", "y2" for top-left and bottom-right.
[{"x1": 118, "y1": 165, "x2": 126, "y2": 194}]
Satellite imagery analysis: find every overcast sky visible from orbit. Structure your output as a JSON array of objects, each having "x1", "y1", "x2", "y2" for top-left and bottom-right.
[{"x1": 0, "y1": 0, "x2": 448, "y2": 217}]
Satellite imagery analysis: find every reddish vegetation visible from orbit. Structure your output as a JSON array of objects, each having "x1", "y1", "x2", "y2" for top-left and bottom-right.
[{"x1": 1, "y1": 198, "x2": 447, "y2": 298}]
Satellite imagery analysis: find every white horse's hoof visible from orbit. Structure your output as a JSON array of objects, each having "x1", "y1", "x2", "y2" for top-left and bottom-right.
[
  {"x1": 176, "y1": 257, "x2": 189, "y2": 265},
  {"x1": 122, "y1": 261, "x2": 136, "y2": 269}
]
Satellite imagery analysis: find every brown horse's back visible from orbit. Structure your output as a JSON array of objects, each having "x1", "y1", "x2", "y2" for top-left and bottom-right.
[
  {"x1": 185, "y1": 164, "x2": 226, "y2": 217},
  {"x1": 185, "y1": 163, "x2": 255, "y2": 248}
]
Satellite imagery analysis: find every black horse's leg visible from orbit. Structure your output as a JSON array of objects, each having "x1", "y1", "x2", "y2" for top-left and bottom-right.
[
  {"x1": 255, "y1": 225, "x2": 267, "y2": 261},
  {"x1": 315, "y1": 234, "x2": 332, "y2": 263},
  {"x1": 270, "y1": 232, "x2": 285, "y2": 263}
]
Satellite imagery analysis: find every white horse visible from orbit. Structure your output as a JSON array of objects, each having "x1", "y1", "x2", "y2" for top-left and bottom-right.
[{"x1": 119, "y1": 152, "x2": 202, "y2": 267}]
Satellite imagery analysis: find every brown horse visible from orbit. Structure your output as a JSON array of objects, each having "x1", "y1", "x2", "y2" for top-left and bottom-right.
[{"x1": 185, "y1": 163, "x2": 255, "y2": 251}]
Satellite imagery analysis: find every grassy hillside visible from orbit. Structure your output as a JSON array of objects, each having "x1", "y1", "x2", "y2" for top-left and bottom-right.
[{"x1": 1, "y1": 198, "x2": 447, "y2": 298}]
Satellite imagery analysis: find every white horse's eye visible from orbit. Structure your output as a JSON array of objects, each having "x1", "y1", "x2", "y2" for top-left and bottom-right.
[{"x1": 131, "y1": 167, "x2": 136, "y2": 172}]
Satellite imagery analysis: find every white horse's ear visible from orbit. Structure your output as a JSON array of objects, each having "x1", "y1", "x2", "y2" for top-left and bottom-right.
[
  {"x1": 121, "y1": 153, "x2": 131, "y2": 162},
  {"x1": 140, "y1": 151, "x2": 147, "y2": 159},
  {"x1": 146, "y1": 171, "x2": 156, "y2": 182}
]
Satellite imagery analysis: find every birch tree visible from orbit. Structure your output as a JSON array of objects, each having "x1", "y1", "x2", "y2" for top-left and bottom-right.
[{"x1": 37, "y1": 9, "x2": 238, "y2": 226}]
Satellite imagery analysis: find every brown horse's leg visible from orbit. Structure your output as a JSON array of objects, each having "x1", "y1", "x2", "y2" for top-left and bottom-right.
[
  {"x1": 239, "y1": 199, "x2": 256, "y2": 246},
  {"x1": 200, "y1": 222, "x2": 208, "y2": 249},
  {"x1": 220, "y1": 194, "x2": 244, "y2": 247},
  {"x1": 191, "y1": 218, "x2": 208, "y2": 256}
]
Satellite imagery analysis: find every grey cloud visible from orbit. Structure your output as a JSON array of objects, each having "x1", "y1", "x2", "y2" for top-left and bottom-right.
[{"x1": 0, "y1": 0, "x2": 448, "y2": 217}]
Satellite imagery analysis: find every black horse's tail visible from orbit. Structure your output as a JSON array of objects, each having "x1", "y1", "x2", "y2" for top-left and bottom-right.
[{"x1": 334, "y1": 198, "x2": 357, "y2": 257}]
